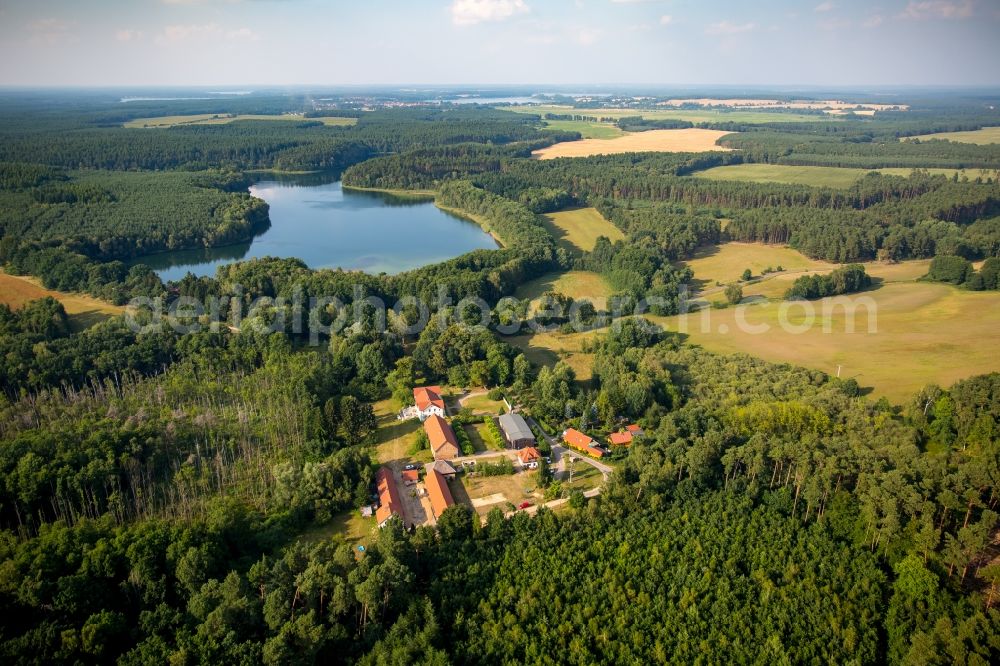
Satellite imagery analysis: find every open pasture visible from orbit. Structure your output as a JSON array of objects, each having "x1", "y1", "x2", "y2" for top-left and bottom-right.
[
  {"x1": 124, "y1": 113, "x2": 357, "y2": 128},
  {"x1": 680, "y1": 242, "x2": 836, "y2": 288},
  {"x1": 515, "y1": 270, "x2": 614, "y2": 310},
  {"x1": 540, "y1": 207, "x2": 624, "y2": 253},
  {"x1": 906, "y1": 126, "x2": 1000, "y2": 145},
  {"x1": 692, "y1": 163, "x2": 997, "y2": 188},
  {"x1": 533, "y1": 128, "x2": 733, "y2": 159},
  {"x1": 542, "y1": 119, "x2": 624, "y2": 139},
  {"x1": 504, "y1": 104, "x2": 836, "y2": 124},
  {"x1": 0, "y1": 270, "x2": 124, "y2": 330}
]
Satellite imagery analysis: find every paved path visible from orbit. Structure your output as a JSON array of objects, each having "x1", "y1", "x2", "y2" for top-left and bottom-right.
[{"x1": 523, "y1": 415, "x2": 614, "y2": 480}]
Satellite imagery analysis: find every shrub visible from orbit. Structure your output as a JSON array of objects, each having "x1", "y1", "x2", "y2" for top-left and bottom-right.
[{"x1": 925, "y1": 255, "x2": 973, "y2": 285}]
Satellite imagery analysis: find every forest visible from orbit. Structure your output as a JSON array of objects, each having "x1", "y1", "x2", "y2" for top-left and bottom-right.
[{"x1": 1, "y1": 90, "x2": 999, "y2": 664}]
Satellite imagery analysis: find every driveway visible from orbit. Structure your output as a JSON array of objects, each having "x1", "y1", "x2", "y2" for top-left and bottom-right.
[{"x1": 523, "y1": 415, "x2": 613, "y2": 480}]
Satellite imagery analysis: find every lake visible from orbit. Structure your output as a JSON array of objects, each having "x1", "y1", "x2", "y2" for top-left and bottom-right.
[{"x1": 138, "y1": 176, "x2": 498, "y2": 282}]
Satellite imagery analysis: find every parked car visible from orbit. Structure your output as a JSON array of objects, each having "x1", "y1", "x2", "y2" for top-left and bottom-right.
[
  {"x1": 404, "y1": 463, "x2": 418, "y2": 471},
  {"x1": 544, "y1": 457, "x2": 552, "y2": 464},
  {"x1": 527, "y1": 461, "x2": 539, "y2": 469},
  {"x1": 518, "y1": 501, "x2": 532, "y2": 510}
]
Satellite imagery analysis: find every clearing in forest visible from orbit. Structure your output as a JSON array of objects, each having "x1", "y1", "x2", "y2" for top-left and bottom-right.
[
  {"x1": 540, "y1": 207, "x2": 625, "y2": 253},
  {"x1": 532, "y1": 128, "x2": 734, "y2": 159},
  {"x1": 0, "y1": 270, "x2": 124, "y2": 330},
  {"x1": 515, "y1": 270, "x2": 614, "y2": 310},
  {"x1": 692, "y1": 164, "x2": 998, "y2": 188},
  {"x1": 124, "y1": 114, "x2": 357, "y2": 128},
  {"x1": 905, "y1": 126, "x2": 1000, "y2": 145},
  {"x1": 541, "y1": 119, "x2": 624, "y2": 139},
  {"x1": 680, "y1": 242, "x2": 836, "y2": 289},
  {"x1": 649, "y1": 282, "x2": 1000, "y2": 403}
]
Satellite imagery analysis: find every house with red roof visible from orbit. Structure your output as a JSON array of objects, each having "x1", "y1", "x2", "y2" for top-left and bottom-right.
[
  {"x1": 424, "y1": 414, "x2": 460, "y2": 461},
  {"x1": 412, "y1": 386, "x2": 446, "y2": 421},
  {"x1": 517, "y1": 446, "x2": 542, "y2": 465},
  {"x1": 375, "y1": 467, "x2": 403, "y2": 528},
  {"x1": 424, "y1": 469, "x2": 454, "y2": 520},
  {"x1": 562, "y1": 428, "x2": 606, "y2": 458},
  {"x1": 401, "y1": 469, "x2": 419, "y2": 486}
]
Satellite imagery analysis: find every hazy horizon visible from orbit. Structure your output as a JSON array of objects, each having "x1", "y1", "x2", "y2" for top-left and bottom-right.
[{"x1": 1, "y1": 0, "x2": 998, "y2": 88}]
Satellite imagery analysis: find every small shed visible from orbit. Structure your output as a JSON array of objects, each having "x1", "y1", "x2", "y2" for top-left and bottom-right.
[{"x1": 431, "y1": 460, "x2": 458, "y2": 479}]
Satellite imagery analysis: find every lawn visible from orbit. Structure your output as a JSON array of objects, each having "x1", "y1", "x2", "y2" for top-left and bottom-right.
[
  {"x1": 0, "y1": 270, "x2": 124, "y2": 330},
  {"x1": 540, "y1": 208, "x2": 624, "y2": 254},
  {"x1": 532, "y1": 128, "x2": 734, "y2": 159},
  {"x1": 461, "y1": 394, "x2": 506, "y2": 415},
  {"x1": 372, "y1": 398, "x2": 430, "y2": 465},
  {"x1": 463, "y1": 422, "x2": 492, "y2": 452},
  {"x1": 906, "y1": 126, "x2": 1000, "y2": 145},
  {"x1": 691, "y1": 164, "x2": 996, "y2": 188},
  {"x1": 515, "y1": 270, "x2": 614, "y2": 310},
  {"x1": 124, "y1": 114, "x2": 357, "y2": 128}
]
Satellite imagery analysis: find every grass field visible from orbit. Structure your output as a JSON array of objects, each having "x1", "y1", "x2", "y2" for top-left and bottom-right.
[
  {"x1": 542, "y1": 119, "x2": 624, "y2": 139},
  {"x1": 533, "y1": 128, "x2": 733, "y2": 159},
  {"x1": 504, "y1": 105, "x2": 836, "y2": 124},
  {"x1": 515, "y1": 270, "x2": 614, "y2": 310},
  {"x1": 692, "y1": 164, "x2": 999, "y2": 188},
  {"x1": 503, "y1": 266, "x2": 1000, "y2": 403},
  {"x1": 906, "y1": 126, "x2": 1000, "y2": 145},
  {"x1": 680, "y1": 242, "x2": 836, "y2": 289},
  {"x1": 734, "y1": 259, "x2": 932, "y2": 302},
  {"x1": 124, "y1": 114, "x2": 357, "y2": 128},
  {"x1": 461, "y1": 395, "x2": 506, "y2": 416},
  {"x1": 372, "y1": 399, "x2": 430, "y2": 465},
  {"x1": 648, "y1": 283, "x2": 1000, "y2": 403},
  {"x1": 0, "y1": 270, "x2": 124, "y2": 330},
  {"x1": 452, "y1": 471, "x2": 540, "y2": 517},
  {"x1": 540, "y1": 207, "x2": 625, "y2": 253}
]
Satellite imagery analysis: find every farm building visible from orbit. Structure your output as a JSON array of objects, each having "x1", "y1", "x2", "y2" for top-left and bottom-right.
[
  {"x1": 375, "y1": 467, "x2": 403, "y2": 528},
  {"x1": 425, "y1": 469, "x2": 455, "y2": 520},
  {"x1": 562, "y1": 428, "x2": 606, "y2": 458},
  {"x1": 431, "y1": 459, "x2": 458, "y2": 479},
  {"x1": 401, "y1": 469, "x2": 419, "y2": 486},
  {"x1": 498, "y1": 413, "x2": 536, "y2": 449},
  {"x1": 424, "y1": 414, "x2": 460, "y2": 460},
  {"x1": 517, "y1": 447, "x2": 541, "y2": 465}
]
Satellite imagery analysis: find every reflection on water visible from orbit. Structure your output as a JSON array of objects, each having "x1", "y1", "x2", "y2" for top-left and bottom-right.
[{"x1": 137, "y1": 174, "x2": 498, "y2": 282}]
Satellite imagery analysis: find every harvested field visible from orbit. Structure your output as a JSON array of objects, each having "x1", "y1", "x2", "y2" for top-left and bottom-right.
[{"x1": 532, "y1": 128, "x2": 734, "y2": 159}]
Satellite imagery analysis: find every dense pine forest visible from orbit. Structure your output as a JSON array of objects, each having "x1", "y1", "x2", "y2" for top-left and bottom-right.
[{"x1": 1, "y1": 89, "x2": 999, "y2": 664}]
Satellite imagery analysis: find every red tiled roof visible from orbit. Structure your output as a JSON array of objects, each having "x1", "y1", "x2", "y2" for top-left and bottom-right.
[
  {"x1": 402, "y1": 469, "x2": 419, "y2": 484},
  {"x1": 425, "y1": 469, "x2": 454, "y2": 519},
  {"x1": 609, "y1": 431, "x2": 633, "y2": 446},
  {"x1": 424, "y1": 414, "x2": 460, "y2": 460},
  {"x1": 413, "y1": 386, "x2": 445, "y2": 412},
  {"x1": 517, "y1": 446, "x2": 541, "y2": 463},
  {"x1": 375, "y1": 467, "x2": 402, "y2": 525},
  {"x1": 587, "y1": 445, "x2": 605, "y2": 458},
  {"x1": 626, "y1": 424, "x2": 643, "y2": 434},
  {"x1": 563, "y1": 428, "x2": 594, "y2": 450}
]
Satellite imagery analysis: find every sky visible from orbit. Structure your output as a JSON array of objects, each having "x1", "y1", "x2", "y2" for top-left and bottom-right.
[{"x1": 0, "y1": 0, "x2": 998, "y2": 87}]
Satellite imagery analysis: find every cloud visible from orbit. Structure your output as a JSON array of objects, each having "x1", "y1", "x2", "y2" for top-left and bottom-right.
[
  {"x1": 705, "y1": 21, "x2": 756, "y2": 35},
  {"x1": 451, "y1": 0, "x2": 529, "y2": 26},
  {"x1": 814, "y1": 2, "x2": 835, "y2": 12},
  {"x1": 116, "y1": 29, "x2": 144, "y2": 42},
  {"x1": 575, "y1": 27, "x2": 601, "y2": 45},
  {"x1": 899, "y1": 1, "x2": 975, "y2": 19},
  {"x1": 156, "y1": 23, "x2": 259, "y2": 44},
  {"x1": 862, "y1": 14, "x2": 884, "y2": 28},
  {"x1": 659, "y1": 14, "x2": 673, "y2": 25}
]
